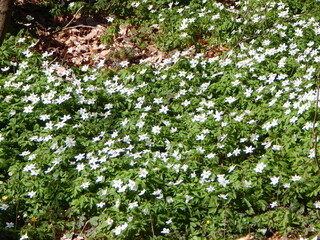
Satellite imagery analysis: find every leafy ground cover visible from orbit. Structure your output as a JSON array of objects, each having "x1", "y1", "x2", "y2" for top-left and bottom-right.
[{"x1": 0, "y1": 0, "x2": 320, "y2": 239}]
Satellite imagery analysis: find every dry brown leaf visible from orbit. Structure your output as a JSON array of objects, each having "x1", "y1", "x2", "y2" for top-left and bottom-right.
[
  {"x1": 147, "y1": 45, "x2": 158, "y2": 53},
  {"x1": 119, "y1": 26, "x2": 129, "y2": 36},
  {"x1": 268, "y1": 232, "x2": 285, "y2": 240},
  {"x1": 32, "y1": 12, "x2": 227, "y2": 69},
  {"x1": 100, "y1": 50, "x2": 110, "y2": 57},
  {"x1": 84, "y1": 30, "x2": 99, "y2": 41},
  {"x1": 90, "y1": 44, "x2": 100, "y2": 51},
  {"x1": 69, "y1": 28, "x2": 81, "y2": 33},
  {"x1": 219, "y1": 46, "x2": 229, "y2": 51},
  {"x1": 77, "y1": 45, "x2": 88, "y2": 52},
  {"x1": 235, "y1": 235, "x2": 255, "y2": 240},
  {"x1": 54, "y1": 66, "x2": 67, "y2": 77}
]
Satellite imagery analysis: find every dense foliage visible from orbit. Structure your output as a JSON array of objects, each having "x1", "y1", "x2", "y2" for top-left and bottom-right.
[{"x1": 1, "y1": 0, "x2": 320, "y2": 239}]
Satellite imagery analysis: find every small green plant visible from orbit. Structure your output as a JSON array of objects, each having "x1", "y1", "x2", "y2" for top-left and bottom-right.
[{"x1": 100, "y1": 24, "x2": 120, "y2": 45}]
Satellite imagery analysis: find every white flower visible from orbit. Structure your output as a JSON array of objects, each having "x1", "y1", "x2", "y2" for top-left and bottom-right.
[
  {"x1": 270, "y1": 201, "x2": 278, "y2": 208},
  {"x1": 96, "y1": 176, "x2": 103, "y2": 182},
  {"x1": 128, "y1": 180, "x2": 137, "y2": 191},
  {"x1": 138, "y1": 168, "x2": 148, "y2": 178},
  {"x1": 81, "y1": 65, "x2": 89, "y2": 72},
  {"x1": 23, "y1": 105, "x2": 34, "y2": 113},
  {"x1": 270, "y1": 176, "x2": 280, "y2": 185},
  {"x1": 314, "y1": 201, "x2": 320, "y2": 209},
  {"x1": 254, "y1": 162, "x2": 266, "y2": 173},
  {"x1": 20, "y1": 151, "x2": 30, "y2": 157},
  {"x1": 5, "y1": 222, "x2": 14, "y2": 228},
  {"x1": 28, "y1": 191, "x2": 36, "y2": 198},
  {"x1": 106, "y1": 16, "x2": 114, "y2": 22},
  {"x1": 152, "y1": 189, "x2": 162, "y2": 196},
  {"x1": 196, "y1": 146, "x2": 205, "y2": 153},
  {"x1": 106, "y1": 218, "x2": 113, "y2": 225},
  {"x1": 128, "y1": 201, "x2": 138, "y2": 209},
  {"x1": 225, "y1": 96, "x2": 237, "y2": 103},
  {"x1": 9, "y1": 110, "x2": 16, "y2": 116},
  {"x1": 244, "y1": 145, "x2": 255, "y2": 154},
  {"x1": 182, "y1": 100, "x2": 190, "y2": 106},
  {"x1": 121, "y1": 118, "x2": 129, "y2": 126},
  {"x1": 113, "y1": 223, "x2": 128, "y2": 236},
  {"x1": 262, "y1": 39, "x2": 270, "y2": 46},
  {"x1": 40, "y1": 114, "x2": 50, "y2": 121},
  {"x1": 153, "y1": 97, "x2": 163, "y2": 104},
  {"x1": 20, "y1": 233, "x2": 29, "y2": 240},
  {"x1": 228, "y1": 165, "x2": 236, "y2": 173},
  {"x1": 160, "y1": 227, "x2": 170, "y2": 234},
  {"x1": 185, "y1": 195, "x2": 193, "y2": 203},
  {"x1": 81, "y1": 182, "x2": 90, "y2": 188},
  {"x1": 136, "y1": 120, "x2": 145, "y2": 129},
  {"x1": 302, "y1": 122, "x2": 314, "y2": 131},
  {"x1": 166, "y1": 197, "x2": 174, "y2": 204},
  {"x1": 44, "y1": 121, "x2": 53, "y2": 130},
  {"x1": 138, "y1": 189, "x2": 146, "y2": 196},
  {"x1": 0, "y1": 204, "x2": 9, "y2": 210},
  {"x1": 262, "y1": 119, "x2": 278, "y2": 131},
  {"x1": 217, "y1": 175, "x2": 230, "y2": 187},
  {"x1": 283, "y1": 183, "x2": 291, "y2": 189},
  {"x1": 61, "y1": 115, "x2": 71, "y2": 122},
  {"x1": 290, "y1": 116, "x2": 298, "y2": 123},
  {"x1": 291, "y1": 174, "x2": 301, "y2": 182},
  {"x1": 196, "y1": 134, "x2": 206, "y2": 141},
  {"x1": 23, "y1": 48, "x2": 33, "y2": 57},
  {"x1": 272, "y1": 145, "x2": 282, "y2": 151},
  {"x1": 295, "y1": 28, "x2": 303, "y2": 37},
  {"x1": 278, "y1": 57, "x2": 287, "y2": 68},
  {"x1": 152, "y1": 126, "x2": 161, "y2": 134},
  {"x1": 112, "y1": 179, "x2": 123, "y2": 189},
  {"x1": 244, "y1": 180, "x2": 252, "y2": 188},
  {"x1": 76, "y1": 163, "x2": 85, "y2": 172},
  {"x1": 97, "y1": 202, "x2": 105, "y2": 208},
  {"x1": 112, "y1": 226, "x2": 121, "y2": 236},
  {"x1": 65, "y1": 137, "x2": 76, "y2": 148},
  {"x1": 232, "y1": 148, "x2": 241, "y2": 156},
  {"x1": 119, "y1": 61, "x2": 129, "y2": 68},
  {"x1": 206, "y1": 153, "x2": 216, "y2": 159},
  {"x1": 18, "y1": 37, "x2": 25, "y2": 43},
  {"x1": 159, "y1": 105, "x2": 169, "y2": 114},
  {"x1": 116, "y1": 186, "x2": 127, "y2": 193},
  {"x1": 180, "y1": 22, "x2": 188, "y2": 30},
  {"x1": 206, "y1": 186, "x2": 215, "y2": 192},
  {"x1": 55, "y1": 121, "x2": 66, "y2": 129},
  {"x1": 166, "y1": 219, "x2": 172, "y2": 225},
  {"x1": 201, "y1": 170, "x2": 211, "y2": 179},
  {"x1": 218, "y1": 194, "x2": 228, "y2": 200}
]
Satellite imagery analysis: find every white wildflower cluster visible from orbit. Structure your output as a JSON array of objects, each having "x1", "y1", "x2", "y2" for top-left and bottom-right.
[{"x1": 0, "y1": 0, "x2": 319, "y2": 238}]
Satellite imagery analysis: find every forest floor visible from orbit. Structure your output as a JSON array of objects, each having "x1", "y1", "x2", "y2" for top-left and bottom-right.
[{"x1": 7, "y1": 1, "x2": 318, "y2": 240}]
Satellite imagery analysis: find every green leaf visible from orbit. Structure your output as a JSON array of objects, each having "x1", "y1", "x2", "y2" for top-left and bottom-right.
[{"x1": 89, "y1": 216, "x2": 100, "y2": 227}]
